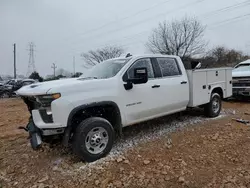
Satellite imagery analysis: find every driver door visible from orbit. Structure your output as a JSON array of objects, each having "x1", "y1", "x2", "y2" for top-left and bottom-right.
[{"x1": 120, "y1": 58, "x2": 161, "y2": 125}]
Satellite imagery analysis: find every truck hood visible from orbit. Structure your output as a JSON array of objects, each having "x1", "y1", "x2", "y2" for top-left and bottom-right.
[
  {"x1": 232, "y1": 70, "x2": 250, "y2": 78},
  {"x1": 17, "y1": 78, "x2": 113, "y2": 96},
  {"x1": 17, "y1": 78, "x2": 80, "y2": 96}
]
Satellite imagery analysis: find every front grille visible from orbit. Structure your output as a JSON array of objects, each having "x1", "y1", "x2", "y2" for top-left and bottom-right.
[
  {"x1": 232, "y1": 77, "x2": 250, "y2": 87},
  {"x1": 233, "y1": 83, "x2": 250, "y2": 87}
]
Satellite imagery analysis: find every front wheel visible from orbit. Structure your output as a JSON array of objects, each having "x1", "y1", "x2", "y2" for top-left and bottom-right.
[
  {"x1": 73, "y1": 117, "x2": 115, "y2": 162},
  {"x1": 1, "y1": 92, "x2": 11, "y2": 98},
  {"x1": 204, "y1": 93, "x2": 222, "y2": 117}
]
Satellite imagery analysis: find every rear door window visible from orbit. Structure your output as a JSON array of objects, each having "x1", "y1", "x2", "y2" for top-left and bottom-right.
[{"x1": 157, "y1": 58, "x2": 181, "y2": 77}]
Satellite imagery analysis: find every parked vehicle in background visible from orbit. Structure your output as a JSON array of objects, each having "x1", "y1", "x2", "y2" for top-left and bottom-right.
[
  {"x1": 17, "y1": 54, "x2": 232, "y2": 162},
  {"x1": 0, "y1": 82, "x2": 5, "y2": 97},
  {"x1": 0, "y1": 79, "x2": 37, "y2": 98},
  {"x1": 232, "y1": 59, "x2": 250, "y2": 98}
]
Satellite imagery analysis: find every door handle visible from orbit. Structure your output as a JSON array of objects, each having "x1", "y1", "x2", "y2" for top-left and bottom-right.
[
  {"x1": 180, "y1": 81, "x2": 187, "y2": 84},
  {"x1": 152, "y1": 84, "x2": 160, "y2": 88}
]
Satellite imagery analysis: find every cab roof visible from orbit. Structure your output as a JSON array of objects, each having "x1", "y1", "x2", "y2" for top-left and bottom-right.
[{"x1": 238, "y1": 59, "x2": 250, "y2": 65}]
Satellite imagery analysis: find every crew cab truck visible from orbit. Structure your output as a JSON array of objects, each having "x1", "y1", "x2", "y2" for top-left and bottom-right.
[{"x1": 17, "y1": 55, "x2": 232, "y2": 162}]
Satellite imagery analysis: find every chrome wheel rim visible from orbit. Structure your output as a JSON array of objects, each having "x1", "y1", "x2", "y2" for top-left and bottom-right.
[
  {"x1": 212, "y1": 97, "x2": 220, "y2": 114},
  {"x1": 85, "y1": 127, "x2": 109, "y2": 154}
]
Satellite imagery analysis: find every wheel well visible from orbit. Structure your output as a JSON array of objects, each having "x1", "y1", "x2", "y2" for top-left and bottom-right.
[
  {"x1": 212, "y1": 87, "x2": 223, "y2": 98},
  {"x1": 70, "y1": 104, "x2": 121, "y2": 135}
]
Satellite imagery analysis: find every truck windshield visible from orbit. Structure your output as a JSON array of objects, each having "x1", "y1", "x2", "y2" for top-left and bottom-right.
[
  {"x1": 79, "y1": 58, "x2": 131, "y2": 79},
  {"x1": 233, "y1": 64, "x2": 250, "y2": 72}
]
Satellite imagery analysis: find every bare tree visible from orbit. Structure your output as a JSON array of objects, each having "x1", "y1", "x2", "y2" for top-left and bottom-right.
[
  {"x1": 146, "y1": 17, "x2": 207, "y2": 58},
  {"x1": 200, "y1": 46, "x2": 250, "y2": 68},
  {"x1": 81, "y1": 46, "x2": 125, "y2": 68},
  {"x1": 210, "y1": 46, "x2": 227, "y2": 63},
  {"x1": 208, "y1": 46, "x2": 250, "y2": 67}
]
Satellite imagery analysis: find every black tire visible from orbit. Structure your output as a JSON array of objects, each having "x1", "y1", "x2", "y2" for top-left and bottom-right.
[
  {"x1": 72, "y1": 117, "x2": 115, "y2": 162},
  {"x1": 1, "y1": 92, "x2": 11, "y2": 98},
  {"x1": 204, "y1": 93, "x2": 222, "y2": 117}
]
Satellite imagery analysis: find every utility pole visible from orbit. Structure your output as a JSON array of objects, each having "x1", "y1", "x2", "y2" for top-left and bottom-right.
[
  {"x1": 26, "y1": 42, "x2": 36, "y2": 77},
  {"x1": 51, "y1": 63, "x2": 57, "y2": 78},
  {"x1": 73, "y1": 56, "x2": 75, "y2": 75},
  {"x1": 13, "y1": 43, "x2": 16, "y2": 79}
]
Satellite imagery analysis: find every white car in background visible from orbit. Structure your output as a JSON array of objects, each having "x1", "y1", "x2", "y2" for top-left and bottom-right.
[{"x1": 232, "y1": 59, "x2": 250, "y2": 97}]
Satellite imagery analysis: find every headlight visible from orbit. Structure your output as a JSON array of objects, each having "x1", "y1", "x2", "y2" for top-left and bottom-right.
[{"x1": 36, "y1": 93, "x2": 61, "y2": 107}]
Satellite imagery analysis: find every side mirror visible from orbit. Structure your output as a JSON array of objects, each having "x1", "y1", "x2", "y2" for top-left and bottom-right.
[
  {"x1": 131, "y1": 67, "x2": 148, "y2": 84},
  {"x1": 123, "y1": 67, "x2": 148, "y2": 90}
]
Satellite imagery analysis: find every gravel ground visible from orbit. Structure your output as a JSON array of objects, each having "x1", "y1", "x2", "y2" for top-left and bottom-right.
[{"x1": 1, "y1": 98, "x2": 250, "y2": 187}]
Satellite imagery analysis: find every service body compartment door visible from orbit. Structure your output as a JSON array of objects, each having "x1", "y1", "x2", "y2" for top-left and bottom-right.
[
  {"x1": 226, "y1": 69, "x2": 232, "y2": 97},
  {"x1": 187, "y1": 70, "x2": 209, "y2": 107},
  {"x1": 207, "y1": 69, "x2": 225, "y2": 83}
]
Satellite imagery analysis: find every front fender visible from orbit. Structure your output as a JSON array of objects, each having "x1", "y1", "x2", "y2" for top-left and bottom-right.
[
  {"x1": 51, "y1": 98, "x2": 74, "y2": 127},
  {"x1": 62, "y1": 101, "x2": 122, "y2": 146}
]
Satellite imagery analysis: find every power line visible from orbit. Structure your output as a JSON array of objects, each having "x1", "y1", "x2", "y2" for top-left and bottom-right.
[
  {"x1": 201, "y1": 0, "x2": 250, "y2": 19},
  {"x1": 67, "y1": 0, "x2": 206, "y2": 53},
  {"x1": 69, "y1": 2, "x2": 250, "y2": 54},
  {"x1": 38, "y1": 0, "x2": 209, "y2": 55},
  {"x1": 39, "y1": 1, "x2": 250, "y2": 59},
  {"x1": 208, "y1": 13, "x2": 250, "y2": 28},
  {"x1": 64, "y1": 0, "x2": 174, "y2": 41},
  {"x1": 73, "y1": 0, "x2": 206, "y2": 43}
]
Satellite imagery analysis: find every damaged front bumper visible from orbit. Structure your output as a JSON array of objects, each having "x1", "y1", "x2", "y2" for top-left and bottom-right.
[
  {"x1": 22, "y1": 117, "x2": 65, "y2": 150},
  {"x1": 21, "y1": 96, "x2": 66, "y2": 150}
]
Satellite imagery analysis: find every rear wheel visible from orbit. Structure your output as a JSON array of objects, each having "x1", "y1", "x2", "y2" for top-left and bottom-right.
[
  {"x1": 73, "y1": 117, "x2": 114, "y2": 162},
  {"x1": 204, "y1": 93, "x2": 222, "y2": 117}
]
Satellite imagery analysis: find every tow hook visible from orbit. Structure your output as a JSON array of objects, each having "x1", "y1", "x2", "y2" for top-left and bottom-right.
[{"x1": 18, "y1": 126, "x2": 28, "y2": 131}]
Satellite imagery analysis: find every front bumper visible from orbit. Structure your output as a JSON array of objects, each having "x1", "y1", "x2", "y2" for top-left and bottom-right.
[
  {"x1": 31, "y1": 109, "x2": 65, "y2": 135},
  {"x1": 25, "y1": 118, "x2": 65, "y2": 150},
  {"x1": 32, "y1": 109, "x2": 63, "y2": 130},
  {"x1": 233, "y1": 87, "x2": 250, "y2": 97}
]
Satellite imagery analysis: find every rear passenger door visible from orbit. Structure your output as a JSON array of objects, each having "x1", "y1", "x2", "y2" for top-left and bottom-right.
[{"x1": 154, "y1": 57, "x2": 189, "y2": 113}]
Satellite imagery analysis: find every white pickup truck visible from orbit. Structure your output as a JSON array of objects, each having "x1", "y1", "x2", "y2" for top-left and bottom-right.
[
  {"x1": 232, "y1": 59, "x2": 250, "y2": 97},
  {"x1": 17, "y1": 55, "x2": 232, "y2": 162}
]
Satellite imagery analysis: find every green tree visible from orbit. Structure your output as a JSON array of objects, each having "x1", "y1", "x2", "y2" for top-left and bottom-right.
[
  {"x1": 29, "y1": 71, "x2": 43, "y2": 82},
  {"x1": 72, "y1": 72, "x2": 82, "y2": 78}
]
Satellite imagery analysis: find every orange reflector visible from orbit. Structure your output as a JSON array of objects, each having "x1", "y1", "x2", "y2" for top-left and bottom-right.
[{"x1": 52, "y1": 93, "x2": 61, "y2": 99}]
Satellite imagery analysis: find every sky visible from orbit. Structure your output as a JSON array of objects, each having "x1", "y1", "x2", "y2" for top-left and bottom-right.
[{"x1": 0, "y1": 0, "x2": 250, "y2": 77}]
